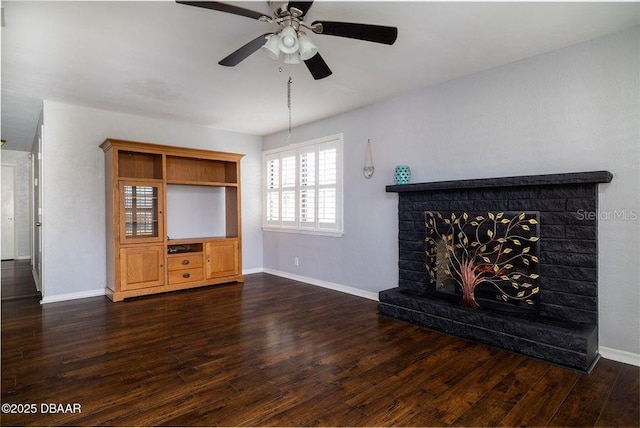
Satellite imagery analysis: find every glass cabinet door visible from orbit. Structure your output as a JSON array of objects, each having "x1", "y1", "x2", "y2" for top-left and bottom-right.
[{"x1": 120, "y1": 181, "x2": 164, "y2": 243}]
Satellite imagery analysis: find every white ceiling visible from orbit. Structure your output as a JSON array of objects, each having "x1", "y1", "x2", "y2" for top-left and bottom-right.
[{"x1": 2, "y1": 1, "x2": 639, "y2": 152}]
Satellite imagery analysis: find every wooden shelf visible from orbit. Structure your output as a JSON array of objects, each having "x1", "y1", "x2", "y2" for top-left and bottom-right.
[
  {"x1": 117, "y1": 151, "x2": 163, "y2": 179},
  {"x1": 168, "y1": 236, "x2": 232, "y2": 245},
  {"x1": 166, "y1": 156, "x2": 238, "y2": 185},
  {"x1": 101, "y1": 139, "x2": 245, "y2": 302},
  {"x1": 166, "y1": 180, "x2": 238, "y2": 187}
]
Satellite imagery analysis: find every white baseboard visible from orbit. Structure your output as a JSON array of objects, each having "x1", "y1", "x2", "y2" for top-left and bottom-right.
[
  {"x1": 600, "y1": 346, "x2": 640, "y2": 367},
  {"x1": 262, "y1": 268, "x2": 379, "y2": 301},
  {"x1": 40, "y1": 288, "x2": 105, "y2": 304},
  {"x1": 243, "y1": 267, "x2": 265, "y2": 275}
]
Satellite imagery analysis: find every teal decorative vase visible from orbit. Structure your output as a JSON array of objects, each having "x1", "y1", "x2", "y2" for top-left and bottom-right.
[{"x1": 394, "y1": 165, "x2": 411, "y2": 185}]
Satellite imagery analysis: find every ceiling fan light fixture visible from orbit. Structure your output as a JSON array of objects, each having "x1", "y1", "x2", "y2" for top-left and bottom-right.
[
  {"x1": 278, "y1": 26, "x2": 299, "y2": 54},
  {"x1": 176, "y1": 1, "x2": 398, "y2": 80},
  {"x1": 283, "y1": 52, "x2": 301, "y2": 64},
  {"x1": 261, "y1": 34, "x2": 281, "y2": 60},
  {"x1": 297, "y1": 33, "x2": 318, "y2": 60}
]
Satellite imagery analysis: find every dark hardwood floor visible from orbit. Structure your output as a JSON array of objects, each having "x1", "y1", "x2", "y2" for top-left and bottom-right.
[
  {"x1": 1, "y1": 273, "x2": 638, "y2": 427},
  {"x1": 1, "y1": 259, "x2": 40, "y2": 301}
]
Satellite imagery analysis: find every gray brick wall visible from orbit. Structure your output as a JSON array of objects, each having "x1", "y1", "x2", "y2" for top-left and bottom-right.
[{"x1": 396, "y1": 183, "x2": 599, "y2": 325}]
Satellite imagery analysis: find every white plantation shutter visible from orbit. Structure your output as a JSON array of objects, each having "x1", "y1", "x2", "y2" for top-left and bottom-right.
[
  {"x1": 281, "y1": 156, "x2": 296, "y2": 187},
  {"x1": 265, "y1": 155, "x2": 280, "y2": 225},
  {"x1": 281, "y1": 155, "x2": 296, "y2": 225},
  {"x1": 318, "y1": 188, "x2": 336, "y2": 224},
  {"x1": 262, "y1": 134, "x2": 343, "y2": 236},
  {"x1": 299, "y1": 149, "x2": 316, "y2": 227},
  {"x1": 318, "y1": 143, "x2": 337, "y2": 227}
]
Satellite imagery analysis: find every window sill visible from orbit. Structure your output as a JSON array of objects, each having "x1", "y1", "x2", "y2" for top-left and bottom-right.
[{"x1": 262, "y1": 226, "x2": 344, "y2": 238}]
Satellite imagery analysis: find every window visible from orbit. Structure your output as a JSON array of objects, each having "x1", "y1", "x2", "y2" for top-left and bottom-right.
[
  {"x1": 263, "y1": 134, "x2": 343, "y2": 236},
  {"x1": 123, "y1": 185, "x2": 159, "y2": 238}
]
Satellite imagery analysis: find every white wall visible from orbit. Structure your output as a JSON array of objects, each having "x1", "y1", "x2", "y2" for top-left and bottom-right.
[
  {"x1": 264, "y1": 27, "x2": 640, "y2": 357},
  {"x1": 1, "y1": 150, "x2": 32, "y2": 259},
  {"x1": 41, "y1": 101, "x2": 263, "y2": 300}
]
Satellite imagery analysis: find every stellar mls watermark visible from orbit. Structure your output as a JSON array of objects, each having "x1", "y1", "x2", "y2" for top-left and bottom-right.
[{"x1": 576, "y1": 208, "x2": 638, "y2": 221}]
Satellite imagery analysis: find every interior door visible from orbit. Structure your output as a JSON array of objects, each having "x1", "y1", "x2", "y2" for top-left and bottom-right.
[{"x1": 1, "y1": 164, "x2": 16, "y2": 260}]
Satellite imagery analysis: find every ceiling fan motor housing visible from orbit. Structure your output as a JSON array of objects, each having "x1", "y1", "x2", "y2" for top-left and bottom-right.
[{"x1": 268, "y1": 1, "x2": 290, "y2": 18}]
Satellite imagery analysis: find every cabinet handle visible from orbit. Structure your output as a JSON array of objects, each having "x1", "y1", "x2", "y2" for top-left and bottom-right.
[
  {"x1": 182, "y1": 259, "x2": 190, "y2": 265},
  {"x1": 183, "y1": 273, "x2": 190, "y2": 279}
]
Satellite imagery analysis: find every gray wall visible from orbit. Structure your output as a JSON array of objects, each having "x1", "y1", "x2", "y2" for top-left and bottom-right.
[
  {"x1": 41, "y1": 101, "x2": 263, "y2": 301},
  {"x1": 264, "y1": 28, "x2": 640, "y2": 357}
]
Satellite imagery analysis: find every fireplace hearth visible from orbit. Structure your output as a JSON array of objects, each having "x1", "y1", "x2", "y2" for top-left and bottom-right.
[{"x1": 379, "y1": 171, "x2": 612, "y2": 372}]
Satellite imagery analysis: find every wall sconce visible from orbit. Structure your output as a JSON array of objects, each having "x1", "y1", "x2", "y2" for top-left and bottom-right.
[{"x1": 363, "y1": 139, "x2": 374, "y2": 179}]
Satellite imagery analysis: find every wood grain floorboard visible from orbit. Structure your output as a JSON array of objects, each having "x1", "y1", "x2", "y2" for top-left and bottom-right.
[
  {"x1": 547, "y1": 358, "x2": 621, "y2": 427},
  {"x1": 1, "y1": 259, "x2": 40, "y2": 301},
  {"x1": 595, "y1": 362, "x2": 640, "y2": 427},
  {"x1": 450, "y1": 357, "x2": 551, "y2": 426},
  {"x1": 1, "y1": 272, "x2": 638, "y2": 427}
]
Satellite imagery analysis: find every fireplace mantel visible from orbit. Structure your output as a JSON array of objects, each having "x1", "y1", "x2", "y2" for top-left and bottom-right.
[{"x1": 386, "y1": 171, "x2": 612, "y2": 193}]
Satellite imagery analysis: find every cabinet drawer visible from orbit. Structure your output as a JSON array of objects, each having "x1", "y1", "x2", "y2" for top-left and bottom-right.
[
  {"x1": 168, "y1": 267, "x2": 204, "y2": 285},
  {"x1": 167, "y1": 253, "x2": 203, "y2": 271}
]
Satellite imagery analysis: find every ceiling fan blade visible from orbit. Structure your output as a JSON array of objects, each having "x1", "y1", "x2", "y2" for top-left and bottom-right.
[
  {"x1": 176, "y1": 1, "x2": 268, "y2": 21},
  {"x1": 218, "y1": 34, "x2": 270, "y2": 66},
  {"x1": 304, "y1": 53, "x2": 332, "y2": 80},
  {"x1": 288, "y1": 1, "x2": 313, "y2": 18},
  {"x1": 312, "y1": 21, "x2": 398, "y2": 45}
]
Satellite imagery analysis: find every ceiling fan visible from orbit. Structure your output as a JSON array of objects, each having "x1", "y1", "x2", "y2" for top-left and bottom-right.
[{"x1": 176, "y1": 1, "x2": 398, "y2": 80}]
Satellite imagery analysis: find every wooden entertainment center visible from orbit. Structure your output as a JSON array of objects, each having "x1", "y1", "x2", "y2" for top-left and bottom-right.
[{"x1": 101, "y1": 139, "x2": 244, "y2": 302}]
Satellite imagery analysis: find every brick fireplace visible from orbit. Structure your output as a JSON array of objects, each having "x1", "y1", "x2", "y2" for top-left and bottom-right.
[{"x1": 379, "y1": 171, "x2": 612, "y2": 372}]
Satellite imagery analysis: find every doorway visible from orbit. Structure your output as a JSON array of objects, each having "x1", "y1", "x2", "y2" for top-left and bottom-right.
[
  {"x1": 1, "y1": 259, "x2": 40, "y2": 301},
  {"x1": 2, "y1": 164, "x2": 16, "y2": 260}
]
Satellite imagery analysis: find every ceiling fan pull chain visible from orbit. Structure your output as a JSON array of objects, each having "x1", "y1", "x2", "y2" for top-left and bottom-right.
[{"x1": 287, "y1": 76, "x2": 293, "y2": 143}]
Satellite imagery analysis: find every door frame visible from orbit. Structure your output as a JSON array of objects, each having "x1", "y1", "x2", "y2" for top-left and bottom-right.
[{"x1": 31, "y1": 122, "x2": 44, "y2": 294}]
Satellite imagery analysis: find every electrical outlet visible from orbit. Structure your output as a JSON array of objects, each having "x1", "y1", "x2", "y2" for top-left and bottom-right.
[{"x1": 294, "y1": 257, "x2": 299, "y2": 266}]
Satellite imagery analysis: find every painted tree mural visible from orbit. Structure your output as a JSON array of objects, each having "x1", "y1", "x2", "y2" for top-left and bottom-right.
[{"x1": 425, "y1": 211, "x2": 540, "y2": 309}]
